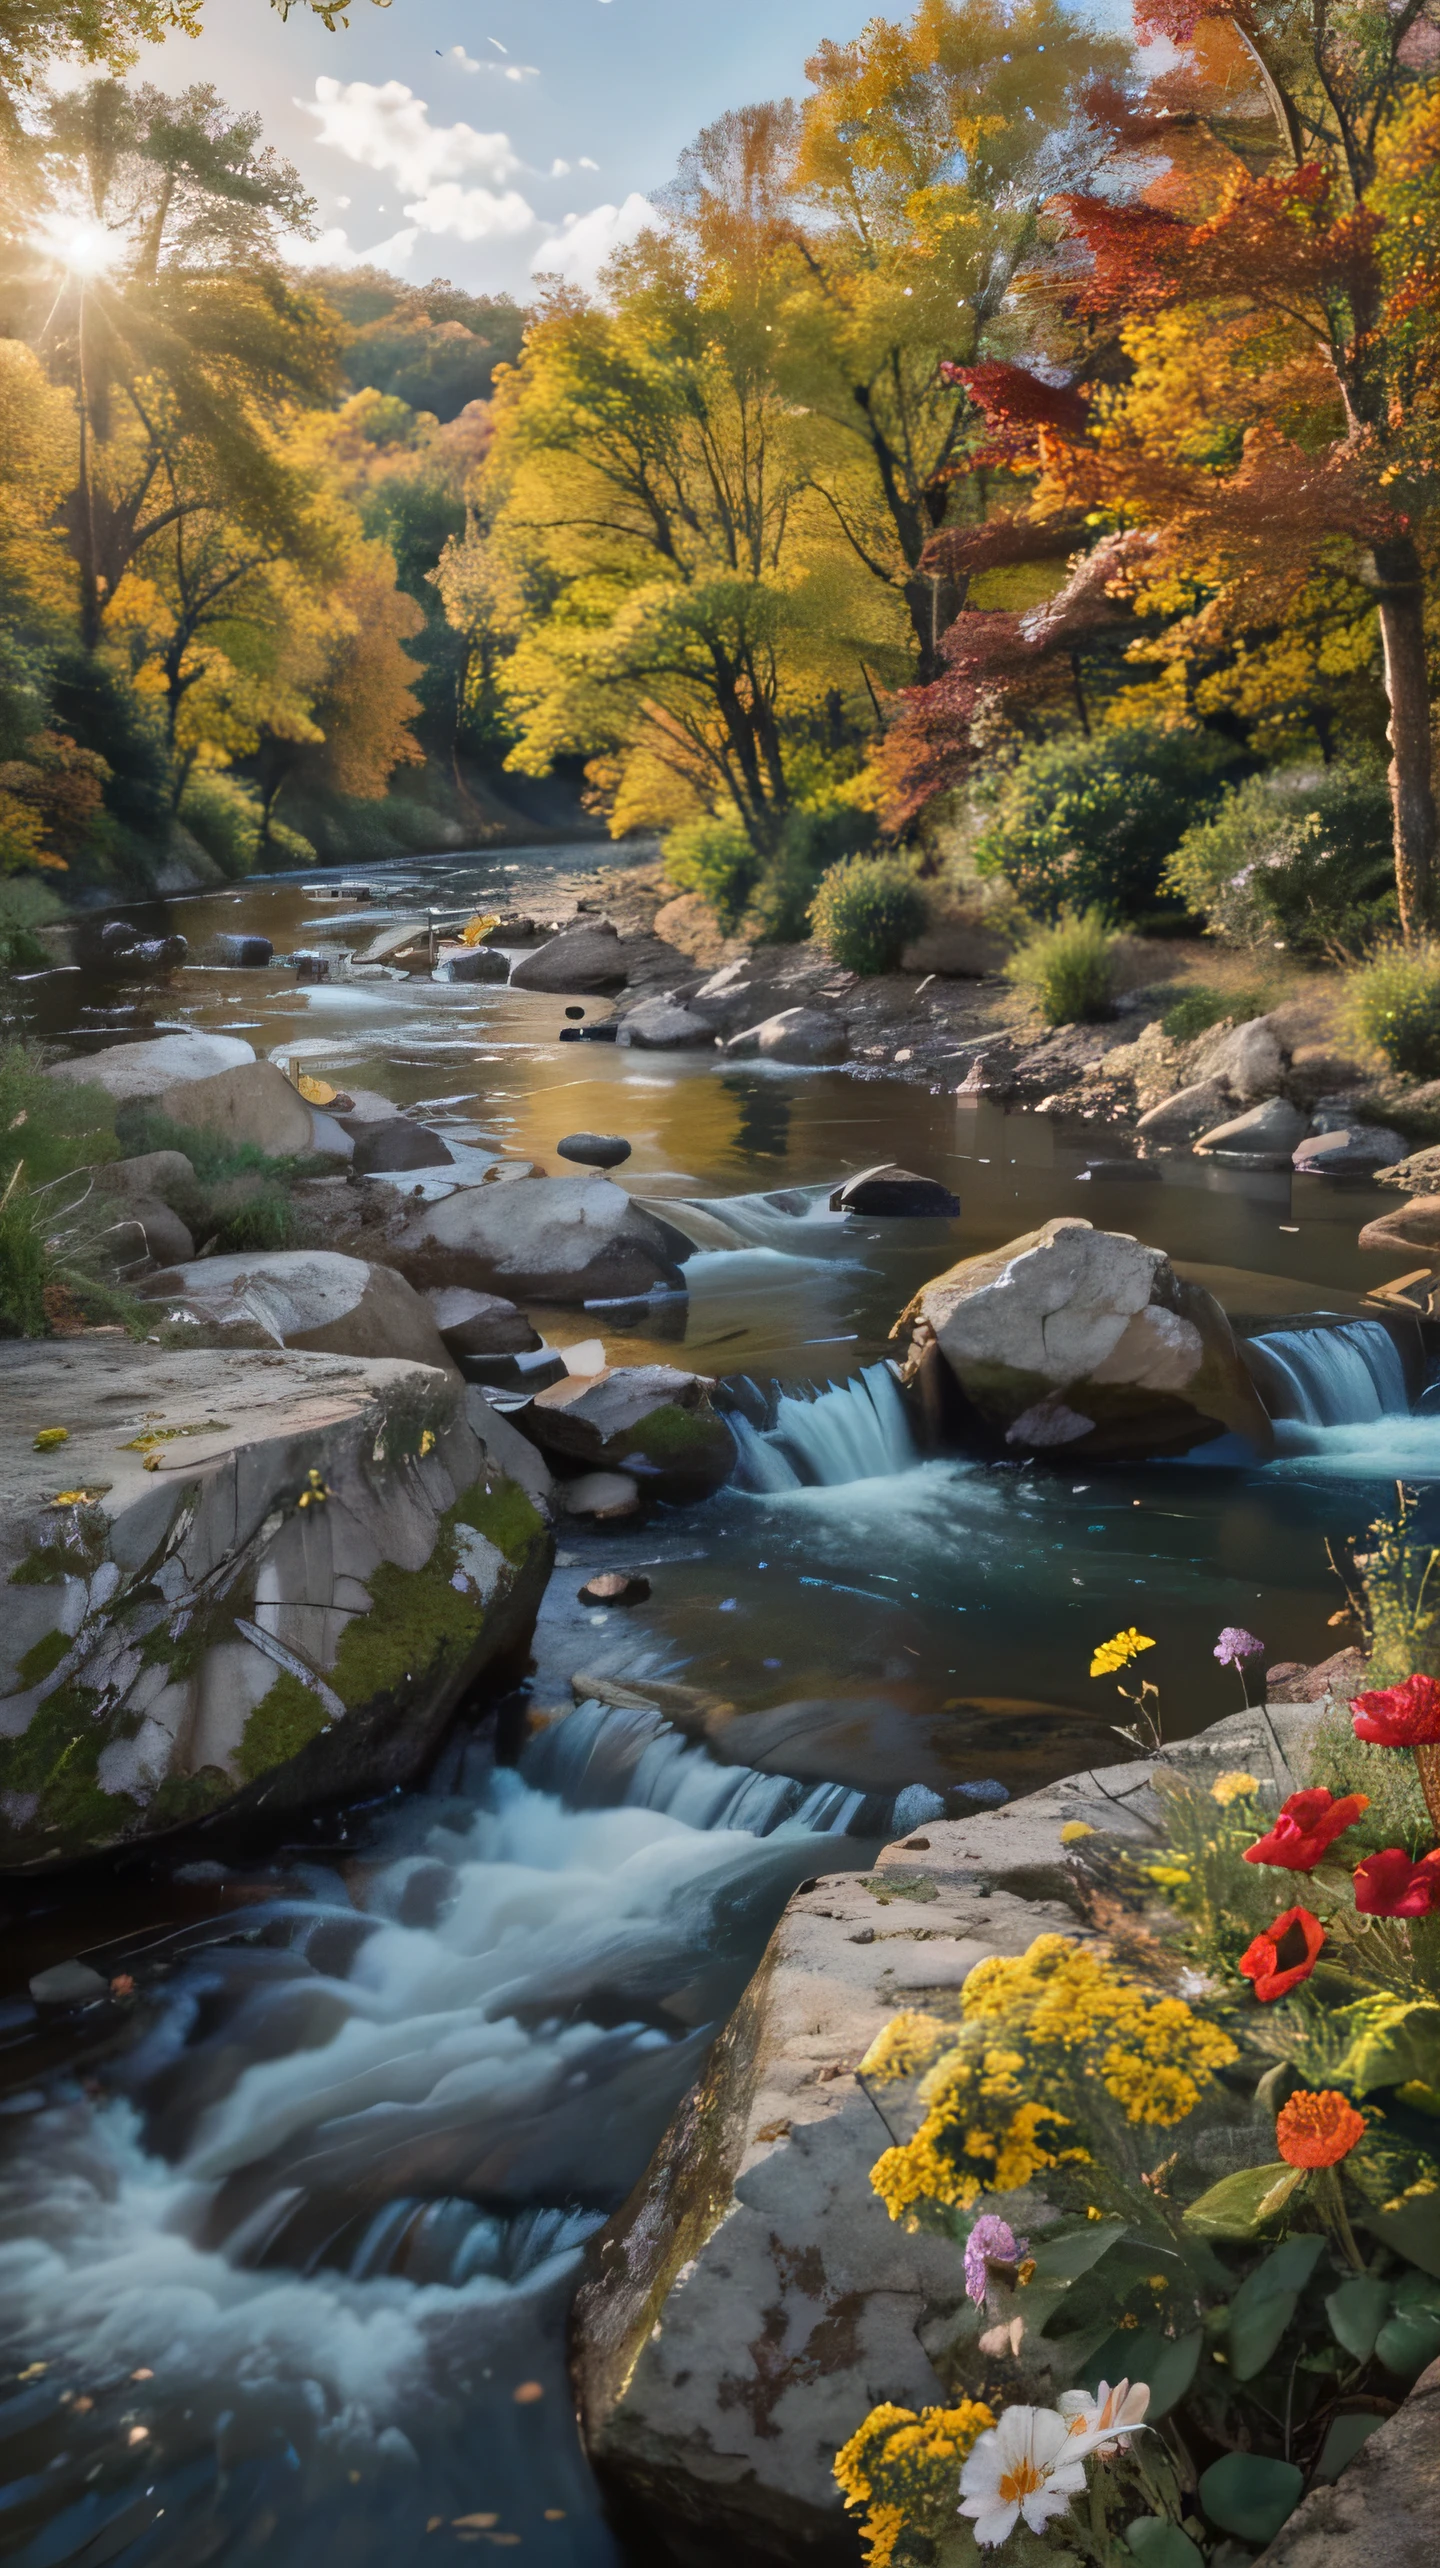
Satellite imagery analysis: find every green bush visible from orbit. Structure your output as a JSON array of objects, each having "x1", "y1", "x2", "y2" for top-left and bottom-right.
[
  {"x1": 180, "y1": 771, "x2": 262, "y2": 879},
  {"x1": 746, "y1": 807, "x2": 880, "y2": 944},
  {"x1": 808, "y1": 854, "x2": 927, "y2": 975},
  {"x1": 974, "y1": 725, "x2": 1239, "y2": 923},
  {"x1": 1005, "y1": 907, "x2": 1117, "y2": 1025},
  {"x1": 662, "y1": 813, "x2": 762, "y2": 930},
  {"x1": 1165, "y1": 765, "x2": 1394, "y2": 953},
  {"x1": 1161, "y1": 984, "x2": 1271, "y2": 1044},
  {"x1": 0, "y1": 878, "x2": 65, "y2": 973},
  {"x1": 0, "y1": 1161, "x2": 142, "y2": 1339},
  {"x1": 0, "y1": 1047, "x2": 117, "y2": 1188},
  {"x1": 1342, "y1": 939, "x2": 1440, "y2": 1080}
]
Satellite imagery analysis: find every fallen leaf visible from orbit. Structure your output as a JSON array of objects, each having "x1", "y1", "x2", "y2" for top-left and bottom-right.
[
  {"x1": 512, "y1": 2382, "x2": 544, "y2": 2405},
  {"x1": 297, "y1": 1074, "x2": 338, "y2": 1106},
  {"x1": 453, "y1": 2516, "x2": 499, "y2": 2531}
]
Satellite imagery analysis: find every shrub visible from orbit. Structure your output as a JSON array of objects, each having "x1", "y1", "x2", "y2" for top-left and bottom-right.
[
  {"x1": 1162, "y1": 984, "x2": 1271, "y2": 1044},
  {"x1": 0, "y1": 1047, "x2": 117, "y2": 1188},
  {"x1": 809, "y1": 854, "x2": 927, "y2": 975},
  {"x1": 0, "y1": 878, "x2": 64, "y2": 972},
  {"x1": 1165, "y1": 765, "x2": 1394, "y2": 953},
  {"x1": 180, "y1": 771, "x2": 262, "y2": 879},
  {"x1": 746, "y1": 806, "x2": 880, "y2": 945},
  {"x1": 1005, "y1": 907, "x2": 1117, "y2": 1024},
  {"x1": 662, "y1": 813, "x2": 762, "y2": 930},
  {"x1": 973, "y1": 725, "x2": 1239, "y2": 923},
  {"x1": 0, "y1": 1161, "x2": 141, "y2": 1339},
  {"x1": 1343, "y1": 938, "x2": 1440, "y2": 1079}
]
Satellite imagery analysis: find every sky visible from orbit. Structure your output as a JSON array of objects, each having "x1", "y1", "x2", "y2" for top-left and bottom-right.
[{"x1": 124, "y1": 0, "x2": 891, "y2": 296}]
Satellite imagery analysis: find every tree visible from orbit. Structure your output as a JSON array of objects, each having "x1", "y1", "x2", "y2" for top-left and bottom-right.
[{"x1": 0, "y1": 0, "x2": 387, "y2": 141}]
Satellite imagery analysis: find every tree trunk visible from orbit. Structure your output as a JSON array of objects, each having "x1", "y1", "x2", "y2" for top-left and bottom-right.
[
  {"x1": 1374, "y1": 533, "x2": 1438, "y2": 940},
  {"x1": 903, "y1": 569, "x2": 966, "y2": 683}
]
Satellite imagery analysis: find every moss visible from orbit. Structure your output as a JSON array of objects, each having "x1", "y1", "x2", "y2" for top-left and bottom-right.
[
  {"x1": 0, "y1": 1678, "x2": 142, "y2": 1849},
  {"x1": 236, "y1": 1670, "x2": 329, "y2": 1783},
  {"x1": 14, "y1": 1627, "x2": 70, "y2": 1688},
  {"x1": 455, "y1": 1473, "x2": 543, "y2": 1567},
  {"x1": 146, "y1": 1765, "x2": 233, "y2": 1829}
]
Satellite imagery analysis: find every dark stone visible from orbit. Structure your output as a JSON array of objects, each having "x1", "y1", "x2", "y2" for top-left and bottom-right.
[
  {"x1": 350, "y1": 1118, "x2": 454, "y2": 1175},
  {"x1": 289, "y1": 951, "x2": 330, "y2": 983},
  {"x1": 426, "y1": 1287, "x2": 541, "y2": 1357},
  {"x1": 565, "y1": 1006, "x2": 586, "y2": 1020},
  {"x1": 212, "y1": 933, "x2": 274, "y2": 968},
  {"x1": 558, "y1": 1132, "x2": 632, "y2": 1169},
  {"x1": 439, "y1": 946, "x2": 509, "y2": 984},
  {"x1": 559, "y1": 1022, "x2": 619, "y2": 1044},
  {"x1": 460, "y1": 1347, "x2": 569, "y2": 1392},
  {"x1": 1079, "y1": 1158, "x2": 1162, "y2": 1183},
  {"x1": 829, "y1": 1164, "x2": 960, "y2": 1218},
  {"x1": 578, "y1": 1571, "x2": 652, "y2": 1607}
]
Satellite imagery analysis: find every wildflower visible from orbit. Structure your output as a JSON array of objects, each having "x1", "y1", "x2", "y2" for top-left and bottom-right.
[
  {"x1": 1239, "y1": 1905, "x2": 1325, "y2": 2001},
  {"x1": 1242, "y1": 1787, "x2": 1369, "y2": 1870},
  {"x1": 1350, "y1": 1673, "x2": 1440, "y2": 1747},
  {"x1": 1352, "y1": 1845, "x2": 1440, "y2": 1918},
  {"x1": 1276, "y1": 2089, "x2": 1366, "y2": 2169},
  {"x1": 1214, "y1": 1627, "x2": 1263, "y2": 1668},
  {"x1": 958, "y1": 2406, "x2": 1101, "y2": 2547},
  {"x1": 1212, "y1": 1770, "x2": 1260, "y2": 1805},
  {"x1": 836, "y1": 2401, "x2": 994, "y2": 2568},
  {"x1": 1089, "y1": 1629, "x2": 1154, "y2": 1678},
  {"x1": 964, "y1": 2215, "x2": 1028, "y2": 2306},
  {"x1": 859, "y1": 2012, "x2": 952, "y2": 2084},
  {"x1": 1057, "y1": 2378, "x2": 1150, "y2": 2460},
  {"x1": 1059, "y1": 1821, "x2": 1094, "y2": 1843}
]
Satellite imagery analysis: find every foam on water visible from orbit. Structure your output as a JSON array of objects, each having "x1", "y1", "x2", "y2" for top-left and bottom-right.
[{"x1": 729, "y1": 1361, "x2": 919, "y2": 1490}]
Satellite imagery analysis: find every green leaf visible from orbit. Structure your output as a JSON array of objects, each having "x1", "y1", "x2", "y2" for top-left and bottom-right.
[
  {"x1": 1229, "y1": 2289, "x2": 1298, "y2": 2381},
  {"x1": 1315, "y1": 2412, "x2": 1384, "y2": 2483},
  {"x1": 1026, "y1": 2219, "x2": 1128, "y2": 2283},
  {"x1": 1233, "y1": 2234, "x2": 1326, "y2": 2302},
  {"x1": 1361, "y1": 2190, "x2": 1440, "y2": 2280},
  {"x1": 1183, "y1": 2163, "x2": 1297, "y2": 2239},
  {"x1": 1374, "y1": 2307, "x2": 1440, "y2": 2380},
  {"x1": 1124, "y1": 2520, "x2": 1205, "y2": 2567},
  {"x1": 1326, "y1": 2275, "x2": 1393, "y2": 2362},
  {"x1": 1336, "y1": 2000, "x2": 1440, "y2": 2097},
  {"x1": 1082, "y1": 2328, "x2": 1201, "y2": 2420},
  {"x1": 1199, "y1": 2454, "x2": 1304, "y2": 2544}
]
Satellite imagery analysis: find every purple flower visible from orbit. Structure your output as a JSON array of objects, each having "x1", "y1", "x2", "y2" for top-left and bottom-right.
[
  {"x1": 964, "y1": 2214, "x2": 1028, "y2": 2305},
  {"x1": 1214, "y1": 1627, "x2": 1264, "y2": 1669}
]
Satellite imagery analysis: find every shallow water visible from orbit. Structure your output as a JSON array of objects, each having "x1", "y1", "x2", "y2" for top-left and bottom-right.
[{"x1": 5, "y1": 841, "x2": 1438, "y2": 2566}]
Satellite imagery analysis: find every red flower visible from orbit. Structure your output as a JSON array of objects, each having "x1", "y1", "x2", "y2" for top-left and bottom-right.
[
  {"x1": 1352, "y1": 1846, "x2": 1440, "y2": 1918},
  {"x1": 1350, "y1": 1673, "x2": 1440, "y2": 1747},
  {"x1": 1239, "y1": 1906, "x2": 1326, "y2": 2001},
  {"x1": 1276, "y1": 2089, "x2": 1366, "y2": 2168},
  {"x1": 1242, "y1": 1787, "x2": 1369, "y2": 1870}
]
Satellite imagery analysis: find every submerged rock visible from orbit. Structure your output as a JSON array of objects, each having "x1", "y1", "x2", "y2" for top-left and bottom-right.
[
  {"x1": 141, "y1": 1248, "x2": 459, "y2": 1375},
  {"x1": 388, "y1": 1176, "x2": 686, "y2": 1306},
  {"x1": 616, "y1": 996, "x2": 714, "y2": 1049},
  {"x1": 1292, "y1": 1122, "x2": 1408, "y2": 1176},
  {"x1": 0, "y1": 1341, "x2": 552, "y2": 1867},
  {"x1": 518, "y1": 1364, "x2": 734, "y2": 1501},
  {"x1": 46, "y1": 1031, "x2": 256, "y2": 1100},
  {"x1": 830, "y1": 1164, "x2": 960, "y2": 1217},
  {"x1": 1193, "y1": 1095, "x2": 1309, "y2": 1169},
  {"x1": 510, "y1": 921, "x2": 628, "y2": 993},
  {"x1": 898, "y1": 1216, "x2": 1273, "y2": 1461},
  {"x1": 724, "y1": 1006, "x2": 847, "y2": 1065}
]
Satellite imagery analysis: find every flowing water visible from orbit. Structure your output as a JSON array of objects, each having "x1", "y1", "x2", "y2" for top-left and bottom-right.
[{"x1": 5, "y1": 840, "x2": 1440, "y2": 2566}]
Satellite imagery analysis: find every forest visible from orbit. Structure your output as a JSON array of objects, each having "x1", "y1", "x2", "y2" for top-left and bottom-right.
[{"x1": 0, "y1": 0, "x2": 1436, "y2": 1014}]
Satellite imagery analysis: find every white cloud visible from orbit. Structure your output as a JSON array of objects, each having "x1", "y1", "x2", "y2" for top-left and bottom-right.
[
  {"x1": 287, "y1": 223, "x2": 419, "y2": 275},
  {"x1": 537, "y1": 192, "x2": 654, "y2": 287},
  {"x1": 449, "y1": 45, "x2": 481, "y2": 71},
  {"x1": 406, "y1": 181, "x2": 539, "y2": 243},
  {"x1": 550, "y1": 158, "x2": 571, "y2": 177},
  {"x1": 305, "y1": 77, "x2": 523, "y2": 197},
  {"x1": 578, "y1": 157, "x2": 599, "y2": 171}
]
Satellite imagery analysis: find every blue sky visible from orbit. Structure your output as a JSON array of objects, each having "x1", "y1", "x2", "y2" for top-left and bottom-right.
[{"x1": 127, "y1": 0, "x2": 889, "y2": 294}]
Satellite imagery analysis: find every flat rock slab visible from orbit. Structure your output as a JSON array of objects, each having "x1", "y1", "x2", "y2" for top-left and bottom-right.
[
  {"x1": 830, "y1": 1165, "x2": 960, "y2": 1218},
  {"x1": 389, "y1": 1176, "x2": 687, "y2": 1306},
  {"x1": 0, "y1": 1342, "x2": 552, "y2": 1867},
  {"x1": 46, "y1": 1032, "x2": 256, "y2": 1100},
  {"x1": 140, "y1": 1248, "x2": 459, "y2": 1376},
  {"x1": 577, "y1": 1705, "x2": 1323, "y2": 2566}
]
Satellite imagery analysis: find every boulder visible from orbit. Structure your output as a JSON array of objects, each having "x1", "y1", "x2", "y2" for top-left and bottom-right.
[
  {"x1": 153, "y1": 1059, "x2": 317, "y2": 1159},
  {"x1": 829, "y1": 1165, "x2": 961, "y2": 1217},
  {"x1": 1292, "y1": 1121, "x2": 1409, "y2": 1176},
  {"x1": 140, "y1": 1249, "x2": 460, "y2": 1376},
  {"x1": 435, "y1": 945, "x2": 509, "y2": 983},
  {"x1": 45, "y1": 1031, "x2": 255, "y2": 1100},
  {"x1": 1135, "y1": 1079, "x2": 1231, "y2": 1145},
  {"x1": 1376, "y1": 1144, "x2": 1440, "y2": 1195},
  {"x1": 1252, "y1": 2357, "x2": 1439, "y2": 2568},
  {"x1": 0, "y1": 1340, "x2": 553, "y2": 1867},
  {"x1": 102, "y1": 1195, "x2": 195, "y2": 1268},
  {"x1": 509, "y1": 921, "x2": 628, "y2": 994},
  {"x1": 900, "y1": 1215, "x2": 1273, "y2": 1460},
  {"x1": 725, "y1": 1006, "x2": 848, "y2": 1066},
  {"x1": 1190, "y1": 1013, "x2": 1286, "y2": 1100},
  {"x1": 557, "y1": 1131, "x2": 632, "y2": 1170},
  {"x1": 1194, "y1": 1095, "x2": 1309, "y2": 1169},
  {"x1": 388, "y1": 1175, "x2": 687, "y2": 1305},
  {"x1": 95, "y1": 1150, "x2": 196, "y2": 1209},
  {"x1": 616, "y1": 996, "x2": 715, "y2": 1049},
  {"x1": 424, "y1": 1287, "x2": 541, "y2": 1358},
  {"x1": 212, "y1": 933, "x2": 273, "y2": 968},
  {"x1": 351, "y1": 1118, "x2": 454, "y2": 1176},
  {"x1": 1358, "y1": 1194, "x2": 1440, "y2": 1255},
  {"x1": 685, "y1": 959, "x2": 773, "y2": 1031},
  {"x1": 518, "y1": 1364, "x2": 734, "y2": 1501}
]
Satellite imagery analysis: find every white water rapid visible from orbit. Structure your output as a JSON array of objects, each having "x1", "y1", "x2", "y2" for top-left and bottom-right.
[{"x1": 726, "y1": 1360, "x2": 919, "y2": 1491}]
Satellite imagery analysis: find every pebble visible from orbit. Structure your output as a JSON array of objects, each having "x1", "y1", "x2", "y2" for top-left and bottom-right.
[
  {"x1": 577, "y1": 1571, "x2": 651, "y2": 1607},
  {"x1": 556, "y1": 1132, "x2": 632, "y2": 1169}
]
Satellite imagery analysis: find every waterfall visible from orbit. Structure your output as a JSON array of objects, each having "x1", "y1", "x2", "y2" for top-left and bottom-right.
[
  {"x1": 1245, "y1": 1318, "x2": 1411, "y2": 1426},
  {"x1": 728, "y1": 1360, "x2": 919, "y2": 1490}
]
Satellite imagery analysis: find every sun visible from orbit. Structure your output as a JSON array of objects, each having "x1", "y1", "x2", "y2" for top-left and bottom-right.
[{"x1": 34, "y1": 212, "x2": 117, "y2": 278}]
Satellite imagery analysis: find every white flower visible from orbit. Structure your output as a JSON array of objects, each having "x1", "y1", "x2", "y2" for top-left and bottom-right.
[
  {"x1": 957, "y1": 2405, "x2": 1090, "y2": 2548},
  {"x1": 1057, "y1": 2376, "x2": 1151, "y2": 2460}
]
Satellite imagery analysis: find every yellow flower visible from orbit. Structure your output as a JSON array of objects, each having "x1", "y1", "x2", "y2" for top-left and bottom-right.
[
  {"x1": 834, "y1": 2399, "x2": 995, "y2": 2568},
  {"x1": 859, "y1": 2012, "x2": 952, "y2": 2085},
  {"x1": 1211, "y1": 1770, "x2": 1260, "y2": 1806},
  {"x1": 1060, "y1": 1821, "x2": 1095, "y2": 1844},
  {"x1": 1089, "y1": 1628, "x2": 1155, "y2": 1678}
]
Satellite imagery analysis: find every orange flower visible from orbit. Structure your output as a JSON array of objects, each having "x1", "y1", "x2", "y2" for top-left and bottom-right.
[{"x1": 1275, "y1": 2089, "x2": 1365, "y2": 2169}]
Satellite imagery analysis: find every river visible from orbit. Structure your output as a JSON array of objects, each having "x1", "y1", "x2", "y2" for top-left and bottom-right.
[{"x1": 2, "y1": 841, "x2": 1435, "y2": 2568}]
